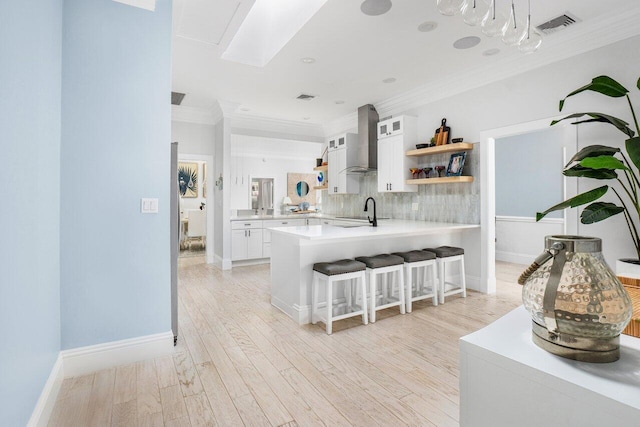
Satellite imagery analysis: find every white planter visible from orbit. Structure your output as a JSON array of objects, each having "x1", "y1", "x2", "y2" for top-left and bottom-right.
[{"x1": 616, "y1": 258, "x2": 640, "y2": 279}]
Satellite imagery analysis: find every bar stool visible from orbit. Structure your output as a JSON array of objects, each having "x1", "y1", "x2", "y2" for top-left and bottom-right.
[
  {"x1": 393, "y1": 250, "x2": 438, "y2": 312},
  {"x1": 355, "y1": 254, "x2": 405, "y2": 323},
  {"x1": 312, "y1": 259, "x2": 368, "y2": 334},
  {"x1": 424, "y1": 246, "x2": 466, "y2": 304}
]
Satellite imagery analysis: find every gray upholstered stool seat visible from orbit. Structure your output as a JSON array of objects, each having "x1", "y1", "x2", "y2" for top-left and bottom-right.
[
  {"x1": 313, "y1": 259, "x2": 366, "y2": 276},
  {"x1": 424, "y1": 246, "x2": 464, "y2": 258},
  {"x1": 355, "y1": 254, "x2": 404, "y2": 269},
  {"x1": 355, "y1": 254, "x2": 405, "y2": 322},
  {"x1": 392, "y1": 250, "x2": 436, "y2": 263},
  {"x1": 423, "y1": 246, "x2": 466, "y2": 304},
  {"x1": 394, "y1": 250, "x2": 438, "y2": 312},
  {"x1": 311, "y1": 259, "x2": 368, "y2": 334}
]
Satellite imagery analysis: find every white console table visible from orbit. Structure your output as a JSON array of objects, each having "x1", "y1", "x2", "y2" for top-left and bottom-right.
[{"x1": 459, "y1": 306, "x2": 640, "y2": 427}]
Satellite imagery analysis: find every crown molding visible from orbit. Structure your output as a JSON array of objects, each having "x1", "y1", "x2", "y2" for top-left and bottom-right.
[
  {"x1": 171, "y1": 105, "x2": 219, "y2": 125},
  {"x1": 230, "y1": 113, "x2": 325, "y2": 139},
  {"x1": 112, "y1": 0, "x2": 155, "y2": 11},
  {"x1": 374, "y1": 8, "x2": 640, "y2": 119}
]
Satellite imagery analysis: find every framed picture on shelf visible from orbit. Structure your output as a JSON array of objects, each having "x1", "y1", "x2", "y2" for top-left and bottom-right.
[{"x1": 446, "y1": 152, "x2": 466, "y2": 176}]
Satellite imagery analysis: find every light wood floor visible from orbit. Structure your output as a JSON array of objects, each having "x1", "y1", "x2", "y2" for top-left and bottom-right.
[{"x1": 49, "y1": 259, "x2": 525, "y2": 426}]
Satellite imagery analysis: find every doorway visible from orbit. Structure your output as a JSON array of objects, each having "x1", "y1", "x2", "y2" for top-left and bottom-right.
[{"x1": 479, "y1": 117, "x2": 578, "y2": 294}]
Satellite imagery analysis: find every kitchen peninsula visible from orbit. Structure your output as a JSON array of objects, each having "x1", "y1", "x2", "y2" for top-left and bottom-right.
[{"x1": 269, "y1": 220, "x2": 480, "y2": 324}]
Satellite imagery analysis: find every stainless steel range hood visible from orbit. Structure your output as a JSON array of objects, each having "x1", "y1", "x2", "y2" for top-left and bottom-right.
[{"x1": 345, "y1": 104, "x2": 379, "y2": 174}]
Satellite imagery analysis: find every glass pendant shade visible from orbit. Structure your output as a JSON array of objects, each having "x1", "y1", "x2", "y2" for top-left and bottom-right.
[
  {"x1": 437, "y1": 0, "x2": 465, "y2": 16},
  {"x1": 518, "y1": 16, "x2": 542, "y2": 53},
  {"x1": 481, "y1": 0, "x2": 506, "y2": 37},
  {"x1": 518, "y1": 1, "x2": 542, "y2": 53},
  {"x1": 501, "y1": 1, "x2": 525, "y2": 46},
  {"x1": 462, "y1": 0, "x2": 488, "y2": 26}
]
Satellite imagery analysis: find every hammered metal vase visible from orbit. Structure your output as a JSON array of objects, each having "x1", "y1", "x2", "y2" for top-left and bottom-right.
[{"x1": 519, "y1": 235, "x2": 633, "y2": 362}]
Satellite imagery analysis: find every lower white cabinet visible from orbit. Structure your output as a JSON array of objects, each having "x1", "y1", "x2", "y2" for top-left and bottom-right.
[
  {"x1": 231, "y1": 228, "x2": 263, "y2": 261},
  {"x1": 231, "y1": 220, "x2": 264, "y2": 261}
]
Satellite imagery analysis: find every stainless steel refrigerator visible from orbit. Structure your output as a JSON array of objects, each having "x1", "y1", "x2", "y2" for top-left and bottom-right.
[
  {"x1": 170, "y1": 142, "x2": 179, "y2": 345},
  {"x1": 251, "y1": 177, "x2": 274, "y2": 214}
]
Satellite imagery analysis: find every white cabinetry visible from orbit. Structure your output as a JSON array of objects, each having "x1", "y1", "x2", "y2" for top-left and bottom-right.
[
  {"x1": 231, "y1": 221, "x2": 263, "y2": 261},
  {"x1": 377, "y1": 116, "x2": 417, "y2": 193},
  {"x1": 263, "y1": 218, "x2": 306, "y2": 257},
  {"x1": 327, "y1": 133, "x2": 359, "y2": 194}
]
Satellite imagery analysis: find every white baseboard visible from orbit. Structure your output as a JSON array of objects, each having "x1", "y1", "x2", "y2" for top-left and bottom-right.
[
  {"x1": 27, "y1": 354, "x2": 64, "y2": 427},
  {"x1": 496, "y1": 250, "x2": 535, "y2": 266},
  {"x1": 465, "y1": 274, "x2": 481, "y2": 292},
  {"x1": 61, "y1": 330, "x2": 174, "y2": 378},
  {"x1": 231, "y1": 258, "x2": 270, "y2": 268}
]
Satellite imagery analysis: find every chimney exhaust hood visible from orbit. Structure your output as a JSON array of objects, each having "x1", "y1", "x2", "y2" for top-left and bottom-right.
[{"x1": 344, "y1": 104, "x2": 379, "y2": 174}]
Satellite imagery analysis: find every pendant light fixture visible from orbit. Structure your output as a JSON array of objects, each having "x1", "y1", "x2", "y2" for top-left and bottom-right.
[
  {"x1": 462, "y1": 0, "x2": 487, "y2": 26},
  {"x1": 501, "y1": 0, "x2": 525, "y2": 46},
  {"x1": 480, "y1": 0, "x2": 506, "y2": 37},
  {"x1": 518, "y1": 0, "x2": 542, "y2": 53},
  {"x1": 437, "y1": 0, "x2": 464, "y2": 16}
]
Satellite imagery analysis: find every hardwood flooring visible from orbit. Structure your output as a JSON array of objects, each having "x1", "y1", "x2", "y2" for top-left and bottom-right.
[{"x1": 49, "y1": 259, "x2": 525, "y2": 426}]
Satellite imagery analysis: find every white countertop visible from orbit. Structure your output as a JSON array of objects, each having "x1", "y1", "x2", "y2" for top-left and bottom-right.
[
  {"x1": 268, "y1": 220, "x2": 479, "y2": 241},
  {"x1": 460, "y1": 306, "x2": 640, "y2": 413},
  {"x1": 230, "y1": 213, "x2": 331, "y2": 221}
]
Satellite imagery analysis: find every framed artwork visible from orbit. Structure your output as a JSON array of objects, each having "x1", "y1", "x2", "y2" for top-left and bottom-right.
[
  {"x1": 287, "y1": 173, "x2": 317, "y2": 206},
  {"x1": 202, "y1": 163, "x2": 207, "y2": 198},
  {"x1": 178, "y1": 162, "x2": 198, "y2": 197},
  {"x1": 446, "y1": 152, "x2": 467, "y2": 176}
]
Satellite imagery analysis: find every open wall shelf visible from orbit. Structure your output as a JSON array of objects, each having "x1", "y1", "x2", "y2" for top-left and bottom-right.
[
  {"x1": 406, "y1": 176, "x2": 474, "y2": 185},
  {"x1": 406, "y1": 142, "x2": 474, "y2": 157},
  {"x1": 313, "y1": 165, "x2": 328, "y2": 172}
]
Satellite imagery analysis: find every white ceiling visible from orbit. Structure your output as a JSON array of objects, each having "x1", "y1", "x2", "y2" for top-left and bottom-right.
[{"x1": 171, "y1": 0, "x2": 640, "y2": 127}]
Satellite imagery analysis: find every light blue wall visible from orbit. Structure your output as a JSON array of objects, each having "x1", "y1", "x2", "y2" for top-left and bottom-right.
[
  {"x1": 60, "y1": 0, "x2": 172, "y2": 349},
  {"x1": 0, "y1": 1, "x2": 62, "y2": 425},
  {"x1": 495, "y1": 127, "x2": 566, "y2": 218}
]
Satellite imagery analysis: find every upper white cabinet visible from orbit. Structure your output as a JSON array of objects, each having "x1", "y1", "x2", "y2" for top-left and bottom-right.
[
  {"x1": 377, "y1": 116, "x2": 417, "y2": 193},
  {"x1": 377, "y1": 116, "x2": 406, "y2": 139},
  {"x1": 327, "y1": 133, "x2": 359, "y2": 194}
]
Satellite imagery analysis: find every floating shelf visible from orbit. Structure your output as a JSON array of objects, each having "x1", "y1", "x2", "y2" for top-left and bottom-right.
[
  {"x1": 406, "y1": 176, "x2": 474, "y2": 185},
  {"x1": 406, "y1": 142, "x2": 474, "y2": 157},
  {"x1": 313, "y1": 184, "x2": 328, "y2": 190},
  {"x1": 313, "y1": 164, "x2": 328, "y2": 172}
]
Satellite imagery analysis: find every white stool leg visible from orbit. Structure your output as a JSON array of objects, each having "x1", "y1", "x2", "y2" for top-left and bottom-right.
[
  {"x1": 360, "y1": 272, "x2": 368, "y2": 325},
  {"x1": 398, "y1": 267, "x2": 405, "y2": 314},
  {"x1": 439, "y1": 259, "x2": 445, "y2": 305},
  {"x1": 460, "y1": 256, "x2": 467, "y2": 298},
  {"x1": 311, "y1": 272, "x2": 319, "y2": 324},
  {"x1": 369, "y1": 270, "x2": 377, "y2": 323},
  {"x1": 405, "y1": 264, "x2": 412, "y2": 313},
  {"x1": 346, "y1": 280, "x2": 352, "y2": 311},
  {"x1": 431, "y1": 262, "x2": 438, "y2": 306},
  {"x1": 326, "y1": 276, "x2": 333, "y2": 334}
]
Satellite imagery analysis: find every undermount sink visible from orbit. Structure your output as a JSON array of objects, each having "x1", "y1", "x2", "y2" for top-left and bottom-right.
[{"x1": 333, "y1": 224, "x2": 368, "y2": 228}]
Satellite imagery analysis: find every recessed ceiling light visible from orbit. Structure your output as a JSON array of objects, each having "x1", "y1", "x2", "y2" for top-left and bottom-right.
[
  {"x1": 303, "y1": 117, "x2": 311, "y2": 120},
  {"x1": 300, "y1": 57, "x2": 316, "y2": 64},
  {"x1": 361, "y1": 0, "x2": 392, "y2": 16},
  {"x1": 453, "y1": 36, "x2": 481, "y2": 50},
  {"x1": 335, "y1": 100, "x2": 345, "y2": 105},
  {"x1": 417, "y1": 21, "x2": 437, "y2": 32},
  {"x1": 482, "y1": 48, "x2": 501, "y2": 56},
  {"x1": 382, "y1": 77, "x2": 396, "y2": 84},
  {"x1": 240, "y1": 107, "x2": 250, "y2": 112}
]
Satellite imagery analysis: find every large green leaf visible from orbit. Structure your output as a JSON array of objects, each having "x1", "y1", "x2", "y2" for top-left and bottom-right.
[
  {"x1": 551, "y1": 112, "x2": 635, "y2": 138},
  {"x1": 536, "y1": 186, "x2": 609, "y2": 221},
  {"x1": 559, "y1": 76, "x2": 629, "y2": 111},
  {"x1": 580, "y1": 202, "x2": 625, "y2": 224},
  {"x1": 580, "y1": 155, "x2": 628, "y2": 171},
  {"x1": 625, "y1": 136, "x2": 640, "y2": 170},
  {"x1": 566, "y1": 145, "x2": 620, "y2": 165},
  {"x1": 562, "y1": 165, "x2": 618, "y2": 180}
]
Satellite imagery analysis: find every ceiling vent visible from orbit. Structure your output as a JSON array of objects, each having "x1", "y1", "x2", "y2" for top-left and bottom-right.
[
  {"x1": 296, "y1": 93, "x2": 316, "y2": 101},
  {"x1": 171, "y1": 92, "x2": 186, "y2": 106},
  {"x1": 536, "y1": 13, "x2": 581, "y2": 35}
]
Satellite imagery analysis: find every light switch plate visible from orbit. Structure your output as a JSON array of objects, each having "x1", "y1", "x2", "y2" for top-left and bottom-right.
[
  {"x1": 141, "y1": 198, "x2": 159, "y2": 214},
  {"x1": 412, "y1": 202, "x2": 419, "y2": 211}
]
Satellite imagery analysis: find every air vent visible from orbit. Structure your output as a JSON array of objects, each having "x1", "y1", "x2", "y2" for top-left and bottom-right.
[
  {"x1": 296, "y1": 93, "x2": 316, "y2": 101},
  {"x1": 536, "y1": 13, "x2": 581, "y2": 35},
  {"x1": 171, "y1": 92, "x2": 186, "y2": 105}
]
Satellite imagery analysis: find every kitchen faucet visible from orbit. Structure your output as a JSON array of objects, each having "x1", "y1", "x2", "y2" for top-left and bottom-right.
[{"x1": 364, "y1": 197, "x2": 377, "y2": 227}]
